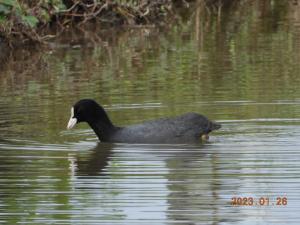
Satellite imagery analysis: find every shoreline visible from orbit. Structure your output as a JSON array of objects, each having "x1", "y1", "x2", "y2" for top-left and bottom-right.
[
  {"x1": 0, "y1": 0, "x2": 236, "y2": 48},
  {"x1": 0, "y1": 0, "x2": 192, "y2": 47}
]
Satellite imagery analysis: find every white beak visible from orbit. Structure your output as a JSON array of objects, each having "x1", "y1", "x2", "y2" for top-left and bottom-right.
[
  {"x1": 67, "y1": 118, "x2": 77, "y2": 129},
  {"x1": 67, "y1": 107, "x2": 77, "y2": 129}
]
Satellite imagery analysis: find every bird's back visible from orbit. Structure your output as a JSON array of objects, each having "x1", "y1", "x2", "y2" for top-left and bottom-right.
[{"x1": 110, "y1": 112, "x2": 220, "y2": 144}]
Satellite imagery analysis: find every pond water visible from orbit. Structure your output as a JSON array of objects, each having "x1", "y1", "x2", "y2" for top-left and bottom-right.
[{"x1": 1, "y1": 1, "x2": 300, "y2": 224}]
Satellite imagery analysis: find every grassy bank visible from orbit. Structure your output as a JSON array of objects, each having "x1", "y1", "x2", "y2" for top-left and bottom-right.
[
  {"x1": 0, "y1": 0, "x2": 241, "y2": 47},
  {"x1": 0, "y1": 0, "x2": 183, "y2": 46}
]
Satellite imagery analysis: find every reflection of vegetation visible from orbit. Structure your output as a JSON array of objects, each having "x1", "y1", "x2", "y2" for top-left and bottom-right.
[{"x1": 0, "y1": 0, "x2": 300, "y2": 142}]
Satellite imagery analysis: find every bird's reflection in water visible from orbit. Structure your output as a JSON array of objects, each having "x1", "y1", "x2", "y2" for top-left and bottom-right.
[
  {"x1": 75, "y1": 143, "x2": 114, "y2": 176},
  {"x1": 73, "y1": 142, "x2": 210, "y2": 178}
]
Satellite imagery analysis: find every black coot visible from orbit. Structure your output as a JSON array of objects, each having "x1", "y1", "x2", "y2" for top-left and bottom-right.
[{"x1": 67, "y1": 99, "x2": 221, "y2": 144}]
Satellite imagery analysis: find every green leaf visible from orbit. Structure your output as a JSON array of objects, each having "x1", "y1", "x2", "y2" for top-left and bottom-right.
[
  {"x1": 0, "y1": 4, "x2": 10, "y2": 14},
  {"x1": 22, "y1": 15, "x2": 39, "y2": 28},
  {"x1": 0, "y1": 14, "x2": 6, "y2": 22},
  {"x1": 40, "y1": 8, "x2": 50, "y2": 23},
  {"x1": 0, "y1": 0, "x2": 22, "y2": 16},
  {"x1": 50, "y1": 0, "x2": 66, "y2": 12},
  {"x1": 0, "y1": 0, "x2": 17, "y2": 7}
]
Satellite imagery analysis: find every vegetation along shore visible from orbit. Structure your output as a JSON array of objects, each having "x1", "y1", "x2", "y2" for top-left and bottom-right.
[{"x1": 0, "y1": 0, "x2": 236, "y2": 47}]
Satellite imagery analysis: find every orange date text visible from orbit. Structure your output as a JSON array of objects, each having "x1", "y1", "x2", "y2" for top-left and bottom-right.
[{"x1": 231, "y1": 196, "x2": 287, "y2": 206}]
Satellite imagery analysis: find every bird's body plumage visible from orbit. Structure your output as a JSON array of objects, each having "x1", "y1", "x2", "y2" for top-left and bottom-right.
[
  {"x1": 109, "y1": 113, "x2": 218, "y2": 143},
  {"x1": 67, "y1": 99, "x2": 221, "y2": 144}
]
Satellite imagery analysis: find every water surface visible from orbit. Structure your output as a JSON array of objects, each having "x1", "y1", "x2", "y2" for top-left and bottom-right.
[{"x1": 1, "y1": 1, "x2": 300, "y2": 224}]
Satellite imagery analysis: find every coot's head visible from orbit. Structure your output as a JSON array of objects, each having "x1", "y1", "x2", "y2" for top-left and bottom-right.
[{"x1": 67, "y1": 99, "x2": 112, "y2": 129}]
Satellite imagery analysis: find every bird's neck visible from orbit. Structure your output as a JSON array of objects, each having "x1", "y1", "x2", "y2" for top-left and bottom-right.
[{"x1": 88, "y1": 120, "x2": 118, "y2": 142}]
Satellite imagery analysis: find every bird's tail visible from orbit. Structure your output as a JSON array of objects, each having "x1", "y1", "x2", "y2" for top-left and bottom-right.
[{"x1": 210, "y1": 121, "x2": 221, "y2": 131}]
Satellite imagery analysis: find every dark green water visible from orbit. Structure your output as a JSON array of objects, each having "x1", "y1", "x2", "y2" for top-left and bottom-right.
[{"x1": 1, "y1": 2, "x2": 300, "y2": 224}]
